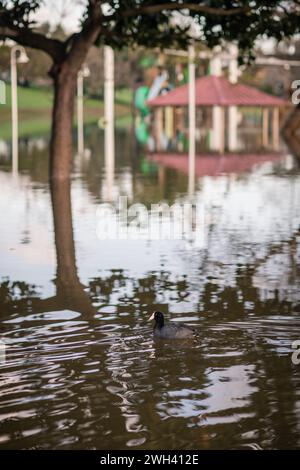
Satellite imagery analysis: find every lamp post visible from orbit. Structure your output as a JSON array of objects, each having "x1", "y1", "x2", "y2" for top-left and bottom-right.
[
  {"x1": 188, "y1": 44, "x2": 196, "y2": 197},
  {"x1": 77, "y1": 64, "x2": 90, "y2": 156},
  {"x1": 210, "y1": 48, "x2": 223, "y2": 153},
  {"x1": 104, "y1": 46, "x2": 115, "y2": 201},
  {"x1": 228, "y1": 44, "x2": 239, "y2": 151},
  {"x1": 11, "y1": 45, "x2": 29, "y2": 174}
]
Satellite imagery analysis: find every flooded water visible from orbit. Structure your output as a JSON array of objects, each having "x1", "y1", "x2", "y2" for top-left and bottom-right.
[{"x1": 0, "y1": 126, "x2": 300, "y2": 449}]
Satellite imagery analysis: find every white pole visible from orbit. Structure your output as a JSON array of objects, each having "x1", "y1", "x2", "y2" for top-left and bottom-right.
[
  {"x1": 11, "y1": 48, "x2": 18, "y2": 174},
  {"x1": 210, "y1": 48, "x2": 223, "y2": 152},
  {"x1": 188, "y1": 44, "x2": 196, "y2": 197},
  {"x1": 228, "y1": 45, "x2": 239, "y2": 151},
  {"x1": 228, "y1": 44, "x2": 239, "y2": 84},
  {"x1": 77, "y1": 71, "x2": 84, "y2": 156},
  {"x1": 104, "y1": 46, "x2": 115, "y2": 200},
  {"x1": 10, "y1": 45, "x2": 29, "y2": 175}
]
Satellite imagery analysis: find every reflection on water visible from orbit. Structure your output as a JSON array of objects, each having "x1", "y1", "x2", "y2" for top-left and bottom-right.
[{"x1": 0, "y1": 127, "x2": 300, "y2": 449}]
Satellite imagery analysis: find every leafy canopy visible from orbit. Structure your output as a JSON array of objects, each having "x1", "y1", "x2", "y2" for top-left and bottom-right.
[{"x1": 0, "y1": 1, "x2": 300, "y2": 61}]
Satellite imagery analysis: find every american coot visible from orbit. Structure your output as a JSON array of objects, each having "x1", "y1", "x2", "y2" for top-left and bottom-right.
[{"x1": 148, "y1": 311, "x2": 197, "y2": 339}]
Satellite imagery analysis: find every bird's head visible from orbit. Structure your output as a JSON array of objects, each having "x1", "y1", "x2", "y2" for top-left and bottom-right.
[{"x1": 148, "y1": 310, "x2": 164, "y2": 328}]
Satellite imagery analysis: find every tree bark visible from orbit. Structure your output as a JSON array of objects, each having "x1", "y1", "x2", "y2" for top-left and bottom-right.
[
  {"x1": 49, "y1": 13, "x2": 102, "y2": 180},
  {"x1": 50, "y1": 65, "x2": 77, "y2": 180}
]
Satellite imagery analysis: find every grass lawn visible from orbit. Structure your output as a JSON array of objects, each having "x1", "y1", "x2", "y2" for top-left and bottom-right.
[
  {"x1": 0, "y1": 84, "x2": 132, "y2": 140},
  {"x1": 115, "y1": 87, "x2": 133, "y2": 106}
]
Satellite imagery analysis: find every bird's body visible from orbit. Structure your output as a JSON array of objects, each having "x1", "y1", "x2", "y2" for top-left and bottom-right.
[{"x1": 148, "y1": 311, "x2": 197, "y2": 339}]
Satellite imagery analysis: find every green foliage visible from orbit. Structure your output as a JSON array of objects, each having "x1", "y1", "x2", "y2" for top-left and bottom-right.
[
  {"x1": 0, "y1": 0, "x2": 41, "y2": 28},
  {"x1": 115, "y1": 87, "x2": 133, "y2": 105},
  {"x1": 97, "y1": 1, "x2": 300, "y2": 60},
  {"x1": 1, "y1": 1, "x2": 300, "y2": 61}
]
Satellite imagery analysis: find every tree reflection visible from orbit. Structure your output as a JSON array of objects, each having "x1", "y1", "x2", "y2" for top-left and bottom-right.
[
  {"x1": 0, "y1": 179, "x2": 96, "y2": 318},
  {"x1": 50, "y1": 178, "x2": 96, "y2": 316}
]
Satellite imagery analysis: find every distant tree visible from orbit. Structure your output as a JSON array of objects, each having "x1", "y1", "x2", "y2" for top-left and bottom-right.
[
  {"x1": 0, "y1": 1, "x2": 300, "y2": 179},
  {"x1": 0, "y1": 41, "x2": 10, "y2": 79},
  {"x1": 21, "y1": 22, "x2": 67, "y2": 87}
]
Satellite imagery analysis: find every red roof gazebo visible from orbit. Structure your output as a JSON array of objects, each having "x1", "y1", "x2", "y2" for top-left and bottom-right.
[
  {"x1": 148, "y1": 75, "x2": 290, "y2": 107},
  {"x1": 148, "y1": 75, "x2": 291, "y2": 153}
]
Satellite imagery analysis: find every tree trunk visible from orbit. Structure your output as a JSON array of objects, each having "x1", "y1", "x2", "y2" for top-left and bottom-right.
[{"x1": 50, "y1": 65, "x2": 77, "y2": 180}]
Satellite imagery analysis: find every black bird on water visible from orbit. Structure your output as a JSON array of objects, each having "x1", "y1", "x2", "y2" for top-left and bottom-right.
[{"x1": 148, "y1": 311, "x2": 198, "y2": 339}]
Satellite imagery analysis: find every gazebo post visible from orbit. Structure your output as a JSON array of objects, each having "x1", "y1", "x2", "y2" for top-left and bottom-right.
[
  {"x1": 272, "y1": 107, "x2": 279, "y2": 151},
  {"x1": 262, "y1": 107, "x2": 269, "y2": 148},
  {"x1": 155, "y1": 107, "x2": 163, "y2": 151},
  {"x1": 228, "y1": 106, "x2": 238, "y2": 151},
  {"x1": 212, "y1": 106, "x2": 220, "y2": 151},
  {"x1": 165, "y1": 106, "x2": 174, "y2": 142},
  {"x1": 212, "y1": 105, "x2": 225, "y2": 153},
  {"x1": 220, "y1": 107, "x2": 225, "y2": 153},
  {"x1": 173, "y1": 106, "x2": 177, "y2": 146}
]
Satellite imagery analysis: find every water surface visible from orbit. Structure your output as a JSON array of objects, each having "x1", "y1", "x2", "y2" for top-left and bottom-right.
[{"x1": 0, "y1": 128, "x2": 300, "y2": 449}]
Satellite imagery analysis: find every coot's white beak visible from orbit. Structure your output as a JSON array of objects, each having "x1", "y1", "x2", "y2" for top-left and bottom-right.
[{"x1": 148, "y1": 312, "x2": 155, "y2": 321}]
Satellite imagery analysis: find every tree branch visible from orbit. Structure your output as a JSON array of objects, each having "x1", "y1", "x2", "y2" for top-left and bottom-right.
[
  {"x1": 64, "y1": 0, "x2": 102, "y2": 71},
  {"x1": 120, "y1": 2, "x2": 251, "y2": 18},
  {"x1": 0, "y1": 26, "x2": 65, "y2": 62}
]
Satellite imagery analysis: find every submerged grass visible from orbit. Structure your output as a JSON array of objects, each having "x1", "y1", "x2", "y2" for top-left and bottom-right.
[{"x1": 0, "y1": 83, "x2": 132, "y2": 140}]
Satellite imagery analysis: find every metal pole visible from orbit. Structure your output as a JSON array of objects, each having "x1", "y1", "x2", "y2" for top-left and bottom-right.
[
  {"x1": 188, "y1": 44, "x2": 196, "y2": 197},
  {"x1": 10, "y1": 45, "x2": 29, "y2": 174},
  {"x1": 228, "y1": 45, "x2": 239, "y2": 151},
  {"x1": 11, "y1": 49, "x2": 18, "y2": 174},
  {"x1": 104, "y1": 46, "x2": 115, "y2": 200},
  {"x1": 77, "y1": 71, "x2": 84, "y2": 156}
]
